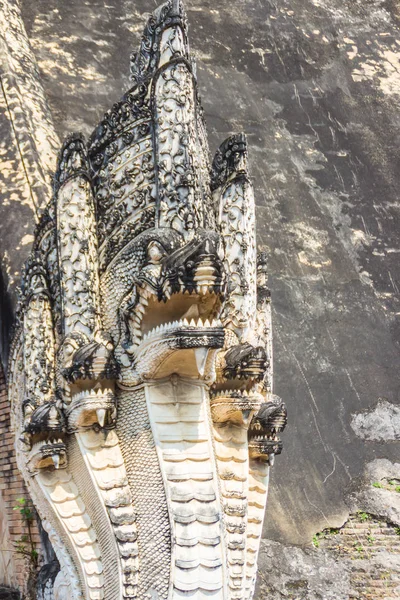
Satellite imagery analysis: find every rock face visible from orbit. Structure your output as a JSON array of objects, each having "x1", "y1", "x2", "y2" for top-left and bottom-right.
[
  {"x1": 351, "y1": 399, "x2": 400, "y2": 441},
  {"x1": 0, "y1": 0, "x2": 399, "y2": 596}
]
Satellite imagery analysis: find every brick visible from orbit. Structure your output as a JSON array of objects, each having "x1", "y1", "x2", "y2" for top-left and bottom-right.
[{"x1": 0, "y1": 366, "x2": 40, "y2": 595}]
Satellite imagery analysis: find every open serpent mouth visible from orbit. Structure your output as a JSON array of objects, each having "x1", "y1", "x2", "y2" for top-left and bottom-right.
[
  {"x1": 127, "y1": 286, "x2": 225, "y2": 353},
  {"x1": 248, "y1": 400, "x2": 288, "y2": 459},
  {"x1": 28, "y1": 439, "x2": 67, "y2": 472},
  {"x1": 210, "y1": 361, "x2": 266, "y2": 396},
  {"x1": 209, "y1": 343, "x2": 270, "y2": 424},
  {"x1": 248, "y1": 419, "x2": 285, "y2": 443},
  {"x1": 210, "y1": 378, "x2": 264, "y2": 398},
  {"x1": 211, "y1": 346, "x2": 269, "y2": 401},
  {"x1": 248, "y1": 430, "x2": 283, "y2": 460}
]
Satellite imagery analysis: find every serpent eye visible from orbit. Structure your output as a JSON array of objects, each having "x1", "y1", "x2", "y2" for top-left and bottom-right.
[{"x1": 147, "y1": 241, "x2": 165, "y2": 262}]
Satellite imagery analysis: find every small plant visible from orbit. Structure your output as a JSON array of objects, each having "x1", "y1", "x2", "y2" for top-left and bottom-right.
[
  {"x1": 354, "y1": 543, "x2": 364, "y2": 555},
  {"x1": 387, "y1": 480, "x2": 400, "y2": 492},
  {"x1": 312, "y1": 534, "x2": 320, "y2": 548},
  {"x1": 372, "y1": 481, "x2": 383, "y2": 489},
  {"x1": 312, "y1": 526, "x2": 341, "y2": 548},
  {"x1": 357, "y1": 511, "x2": 370, "y2": 521},
  {"x1": 367, "y1": 535, "x2": 375, "y2": 544},
  {"x1": 13, "y1": 498, "x2": 38, "y2": 600},
  {"x1": 395, "y1": 527, "x2": 400, "y2": 536}
]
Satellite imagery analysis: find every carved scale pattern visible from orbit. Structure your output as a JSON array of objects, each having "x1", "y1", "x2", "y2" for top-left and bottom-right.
[
  {"x1": 22, "y1": 261, "x2": 56, "y2": 407},
  {"x1": 245, "y1": 461, "x2": 270, "y2": 600},
  {"x1": 212, "y1": 421, "x2": 249, "y2": 599},
  {"x1": 36, "y1": 469, "x2": 104, "y2": 599},
  {"x1": 216, "y1": 150, "x2": 257, "y2": 337},
  {"x1": 116, "y1": 387, "x2": 171, "y2": 599},
  {"x1": 75, "y1": 430, "x2": 139, "y2": 598},
  {"x1": 94, "y1": 124, "x2": 156, "y2": 273},
  {"x1": 145, "y1": 378, "x2": 226, "y2": 598}
]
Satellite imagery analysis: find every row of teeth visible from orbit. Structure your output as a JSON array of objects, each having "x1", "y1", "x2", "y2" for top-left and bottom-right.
[
  {"x1": 163, "y1": 285, "x2": 218, "y2": 299},
  {"x1": 139, "y1": 287, "x2": 154, "y2": 300},
  {"x1": 130, "y1": 294, "x2": 149, "y2": 342},
  {"x1": 31, "y1": 439, "x2": 64, "y2": 451},
  {"x1": 72, "y1": 388, "x2": 113, "y2": 402},
  {"x1": 250, "y1": 435, "x2": 280, "y2": 442},
  {"x1": 211, "y1": 389, "x2": 257, "y2": 398},
  {"x1": 32, "y1": 450, "x2": 65, "y2": 470},
  {"x1": 251, "y1": 421, "x2": 283, "y2": 432},
  {"x1": 141, "y1": 318, "x2": 222, "y2": 342},
  {"x1": 130, "y1": 287, "x2": 221, "y2": 344},
  {"x1": 269, "y1": 426, "x2": 284, "y2": 433},
  {"x1": 227, "y1": 374, "x2": 262, "y2": 380}
]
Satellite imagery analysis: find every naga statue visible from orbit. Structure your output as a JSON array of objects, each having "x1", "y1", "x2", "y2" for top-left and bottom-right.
[{"x1": 8, "y1": 2, "x2": 287, "y2": 599}]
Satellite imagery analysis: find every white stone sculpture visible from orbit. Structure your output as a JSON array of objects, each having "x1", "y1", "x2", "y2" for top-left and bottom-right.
[{"x1": 8, "y1": 2, "x2": 287, "y2": 599}]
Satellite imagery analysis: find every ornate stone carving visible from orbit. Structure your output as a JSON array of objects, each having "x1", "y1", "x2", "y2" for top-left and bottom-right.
[{"x1": 8, "y1": 2, "x2": 287, "y2": 599}]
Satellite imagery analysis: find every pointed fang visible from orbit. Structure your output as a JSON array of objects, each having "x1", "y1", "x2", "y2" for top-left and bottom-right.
[
  {"x1": 52, "y1": 455, "x2": 60, "y2": 469},
  {"x1": 194, "y1": 348, "x2": 208, "y2": 376},
  {"x1": 97, "y1": 408, "x2": 106, "y2": 427}
]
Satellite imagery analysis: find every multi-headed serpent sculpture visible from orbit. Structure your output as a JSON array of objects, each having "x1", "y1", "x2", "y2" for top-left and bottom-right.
[{"x1": 8, "y1": 2, "x2": 287, "y2": 599}]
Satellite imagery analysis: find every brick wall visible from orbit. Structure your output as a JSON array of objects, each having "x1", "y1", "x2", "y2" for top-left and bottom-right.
[
  {"x1": 318, "y1": 513, "x2": 400, "y2": 599},
  {"x1": 0, "y1": 492, "x2": 15, "y2": 588},
  {"x1": 0, "y1": 364, "x2": 40, "y2": 593},
  {"x1": 256, "y1": 507, "x2": 400, "y2": 599}
]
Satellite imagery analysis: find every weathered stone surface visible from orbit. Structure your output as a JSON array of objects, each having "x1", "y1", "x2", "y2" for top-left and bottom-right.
[
  {"x1": 0, "y1": 0, "x2": 59, "y2": 365},
  {"x1": 351, "y1": 400, "x2": 400, "y2": 441},
  {"x1": 348, "y1": 458, "x2": 400, "y2": 526},
  {"x1": 256, "y1": 538, "x2": 352, "y2": 600}
]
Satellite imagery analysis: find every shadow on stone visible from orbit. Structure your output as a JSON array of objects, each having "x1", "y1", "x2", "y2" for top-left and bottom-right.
[{"x1": 0, "y1": 586, "x2": 20, "y2": 600}]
